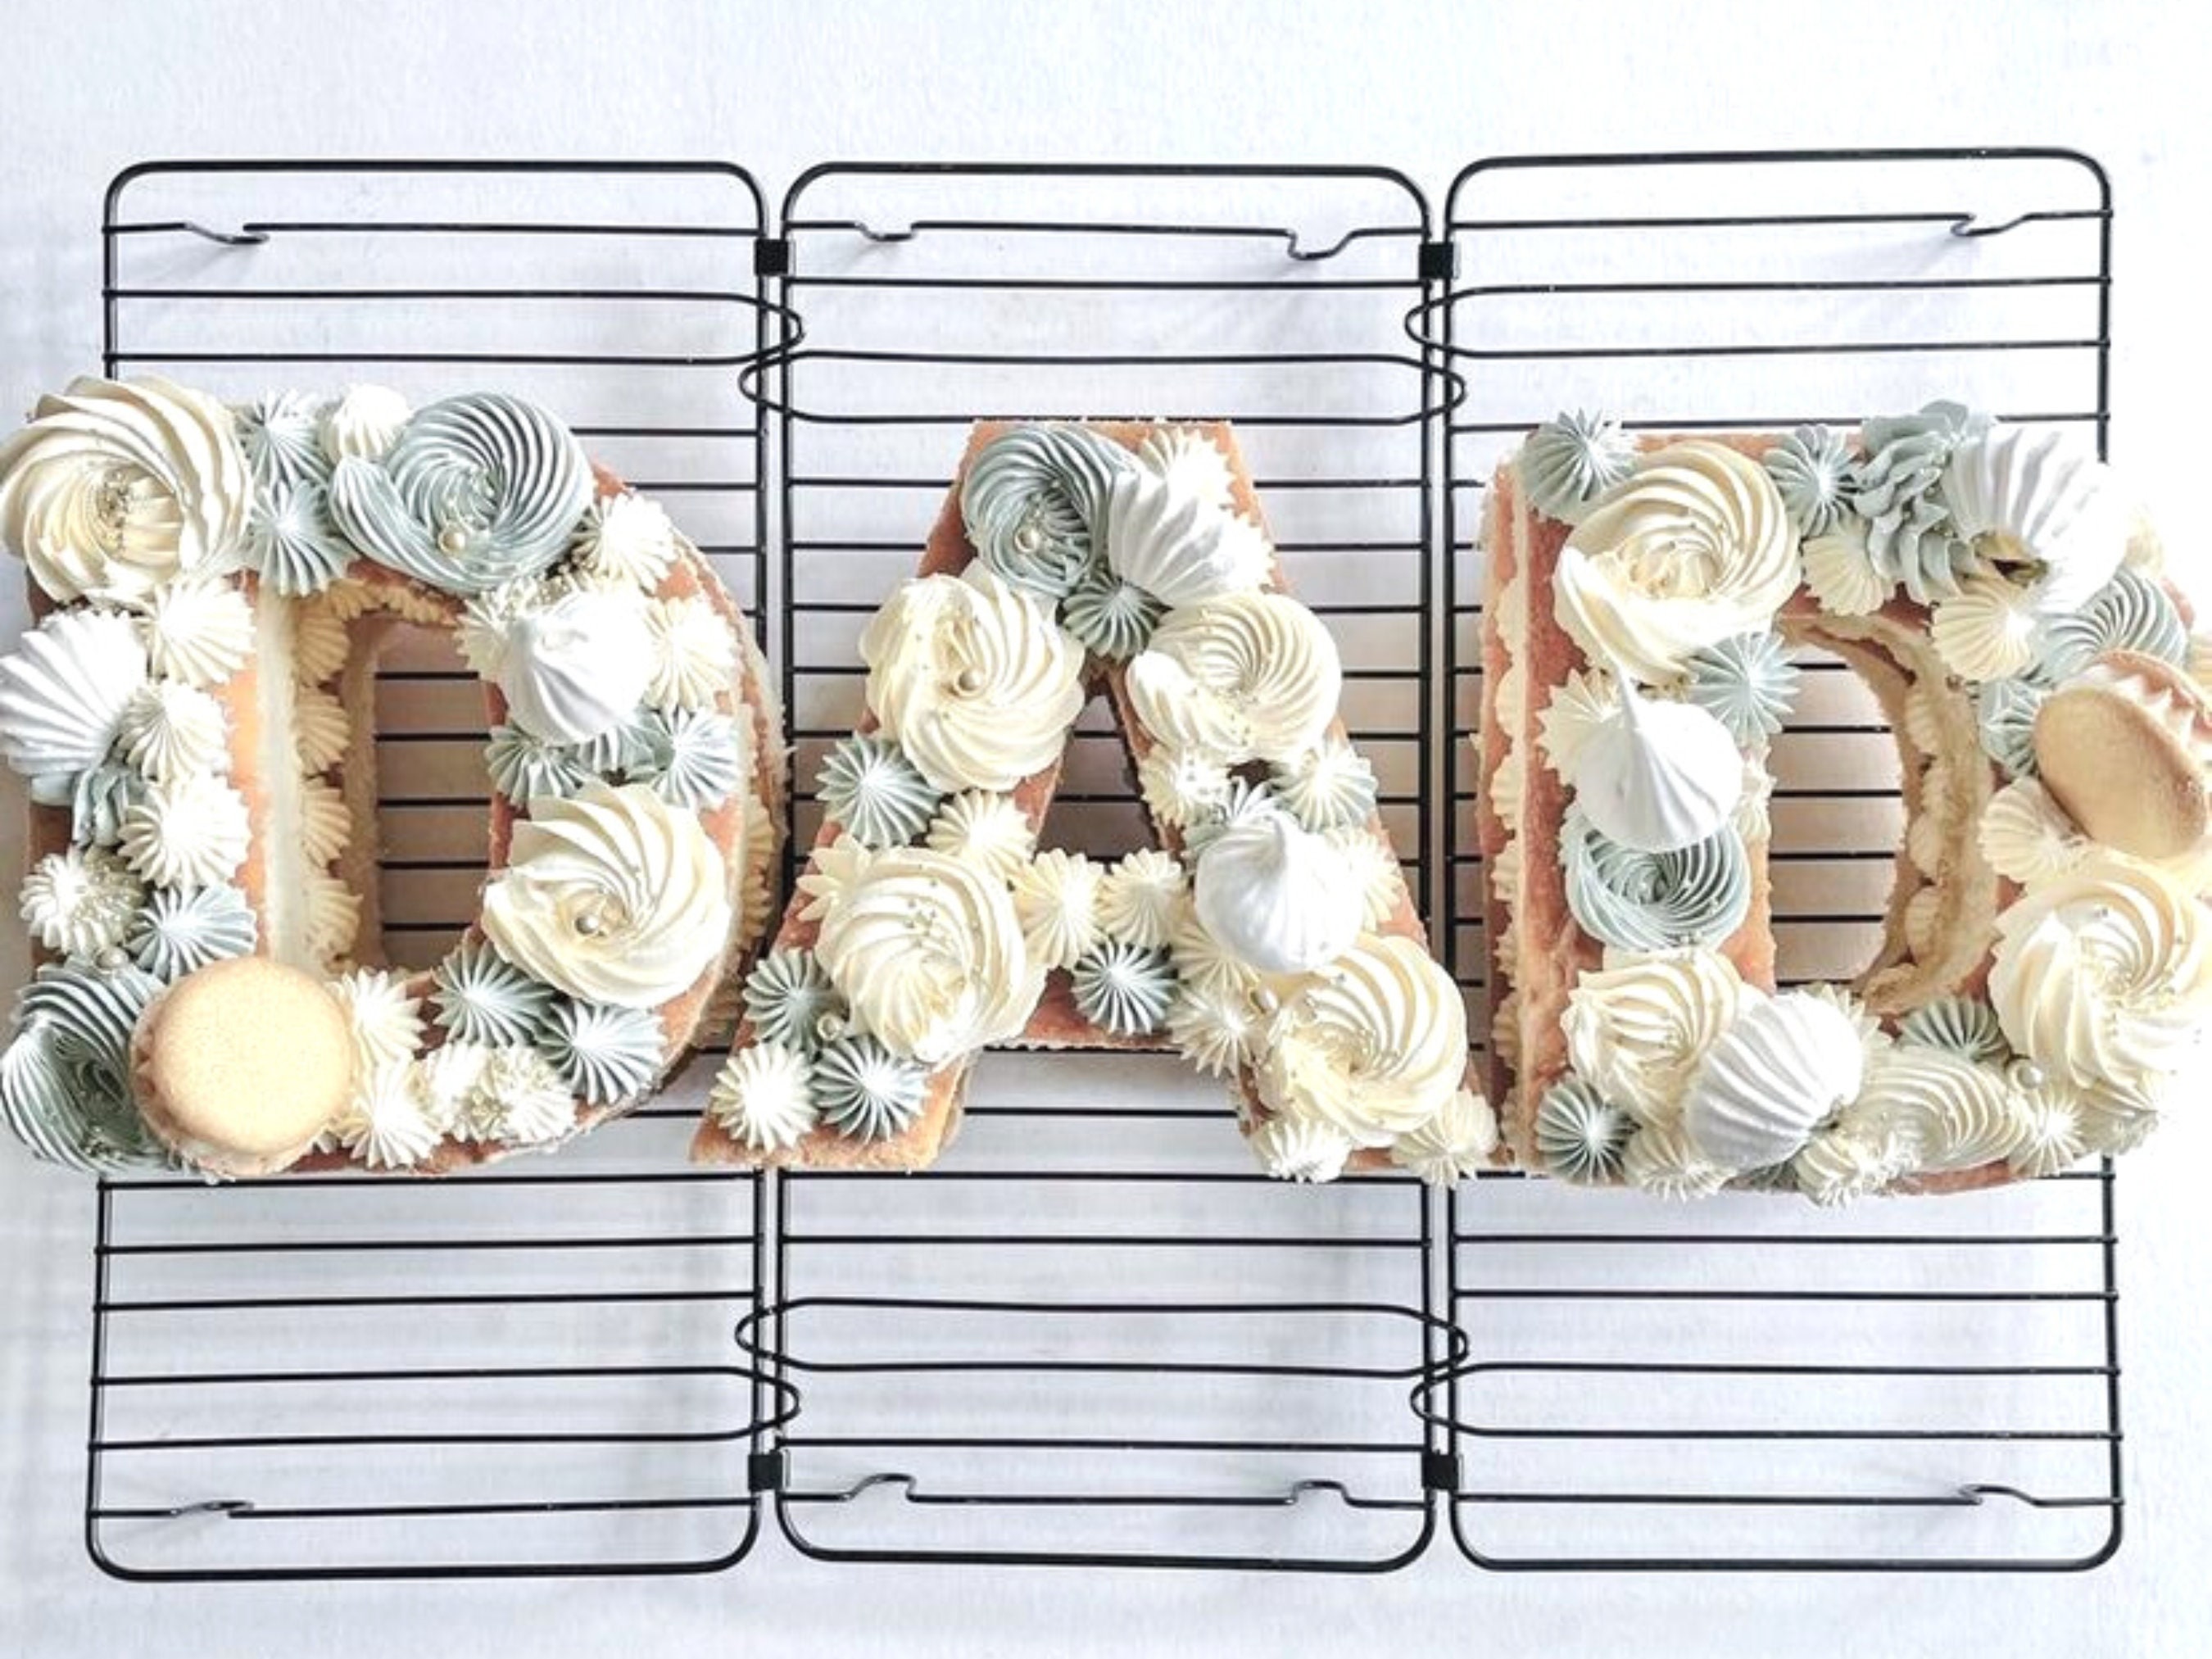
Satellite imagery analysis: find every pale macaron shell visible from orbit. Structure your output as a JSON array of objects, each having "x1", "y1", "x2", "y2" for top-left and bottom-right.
[{"x1": 132, "y1": 956, "x2": 353, "y2": 1177}]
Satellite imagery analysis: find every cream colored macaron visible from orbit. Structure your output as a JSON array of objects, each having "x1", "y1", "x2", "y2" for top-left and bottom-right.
[
  {"x1": 2033, "y1": 650, "x2": 2212, "y2": 861},
  {"x1": 132, "y1": 957, "x2": 354, "y2": 1178}
]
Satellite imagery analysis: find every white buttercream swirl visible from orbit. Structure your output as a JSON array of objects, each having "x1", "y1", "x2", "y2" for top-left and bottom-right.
[
  {"x1": 0, "y1": 375, "x2": 250, "y2": 604},
  {"x1": 1554, "y1": 442, "x2": 1797, "y2": 683},
  {"x1": 1562, "y1": 948, "x2": 1758, "y2": 1126},
  {"x1": 813, "y1": 845, "x2": 1045, "y2": 1066},
  {"x1": 861, "y1": 567, "x2": 1085, "y2": 792},
  {"x1": 1988, "y1": 855, "x2": 2212, "y2": 1100},
  {"x1": 1256, "y1": 933, "x2": 1467, "y2": 1148},
  {"x1": 1126, "y1": 590, "x2": 1342, "y2": 764},
  {"x1": 480, "y1": 781, "x2": 732, "y2": 1009}
]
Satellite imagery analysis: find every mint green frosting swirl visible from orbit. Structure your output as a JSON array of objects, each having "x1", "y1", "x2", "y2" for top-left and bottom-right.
[
  {"x1": 1061, "y1": 567, "x2": 1163, "y2": 660},
  {"x1": 1684, "y1": 630, "x2": 1800, "y2": 746},
  {"x1": 1521, "y1": 410, "x2": 1636, "y2": 520},
  {"x1": 328, "y1": 392, "x2": 592, "y2": 595},
  {"x1": 1975, "y1": 677, "x2": 2043, "y2": 778},
  {"x1": 960, "y1": 424, "x2": 1133, "y2": 598},
  {"x1": 1070, "y1": 941, "x2": 1175, "y2": 1036},
  {"x1": 541, "y1": 997, "x2": 661, "y2": 1106},
  {"x1": 235, "y1": 392, "x2": 332, "y2": 489},
  {"x1": 486, "y1": 724, "x2": 592, "y2": 802},
  {"x1": 811, "y1": 1032, "x2": 928, "y2": 1141},
  {"x1": 1897, "y1": 995, "x2": 2010, "y2": 1065},
  {"x1": 128, "y1": 884, "x2": 256, "y2": 981},
  {"x1": 817, "y1": 733, "x2": 941, "y2": 848},
  {"x1": 70, "y1": 761, "x2": 147, "y2": 849},
  {"x1": 2, "y1": 963, "x2": 170, "y2": 1172},
  {"x1": 1762, "y1": 424, "x2": 1854, "y2": 537},
  {"x1": 742, "y1": 949, "x2": 847, "y2": 1054},
  {"x1": 432, "y1": 937, "x2": 555, "y2": 1046},
  {"x1": 1534, "y1": 1075, "x2": 1631, "y2": 1182},
  {"x1": 244, "y1": 478, "x2": 352, "y2": 596},
  {"x1": 1562, "y1": 806, "x2": 1751, "y2": 953},
  {"x1": 633, "y1": 706, "x2": 742, "y2": 810},
  {"x1": 1849, "y1": 401, "x2": 1989, "y2": 604},
  {"x1": 2039, "y1": 567, "x2": 2186, "y2": 679}
]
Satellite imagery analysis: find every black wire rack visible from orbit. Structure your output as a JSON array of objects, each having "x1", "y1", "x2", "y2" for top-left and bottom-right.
[
  {"x1": 747, "y1": 162, "x2": 1455, "y2": 1571},
  {"x1": 84, "y1": 161, "x2": 786, "y2": 1580},
  {"x1": 63, "y1": 148, "x2": 2136, "y2": 1585},
  {"x1": 1422, "y1": 148, "x2": 2124, "y2": 1571}
]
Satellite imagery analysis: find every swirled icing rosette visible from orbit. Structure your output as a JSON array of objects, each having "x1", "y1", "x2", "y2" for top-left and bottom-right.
[
  {"x1": 1126, "y1": 589, "x2": 1342, "y2": 764},
  {"x1": 862, "y1": 567, "x2": 1085, "y2": 792},
  {"x1": 813, "y1": 846, "x2": 1045, "y2": 1067},
  {"x1": 328, "y1": 392, "x2": 592, "y2": 594},
  {"x1": 0, "y1": 377, "x2": 250, "y2": 605},
  {"x1": 1562, "y1": 807, "x2": 1752, "y2": 954},
  {"x1": 959, "y1": 423, "x2": 1131, "y2": 598},
  {"x1": 1256, "y1": 933, "x2": 1467, "y2": 1148},
  {"x1": 482, "y1": 782, "x2": 732, "y2": 1010},
  {"x1": 1989, "y1": 855, "x2": 2212, "y2": 1101},
  {"x1": 1562, "y1": 948, "x2": 1758, "y2": 1126},
  {"x1": 1553, "y1": 442, "x2": 1797, "y2": 683}
]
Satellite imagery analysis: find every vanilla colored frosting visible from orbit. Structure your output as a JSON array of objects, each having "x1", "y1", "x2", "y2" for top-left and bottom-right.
[
  {"x1": 861, "y1": 567, "x2": 1085, "y2": 792},
  {"x1": 481, "y1": 781, "x2": 731, "y2": 1009},
  {"x1": 814, "y1": 845, "x2": 1045, "y2": 1066}
]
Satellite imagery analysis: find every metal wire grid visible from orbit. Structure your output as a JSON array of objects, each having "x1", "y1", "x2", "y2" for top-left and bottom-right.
[
  {"x1": 84, "y1": 161, "x2": 785, "y2": 1580},
  {"x1": 753, "y1": 164, "x2": 1454, "y2": 1570},
  {"x1": 1426, "y1": 148, "x2": 2124, "y2": 1571}
]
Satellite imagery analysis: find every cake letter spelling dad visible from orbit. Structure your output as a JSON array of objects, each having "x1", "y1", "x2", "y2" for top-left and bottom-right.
[
  {"x1": 0, "y1": 377, "x2": 783, "y2": 1176},
  {"x1": 1481, "y1": 406, "x2": 2209, "y2": 1202},
  {"x1": 695, "y1": 420, "x2": 1491, "y2": 1184}
]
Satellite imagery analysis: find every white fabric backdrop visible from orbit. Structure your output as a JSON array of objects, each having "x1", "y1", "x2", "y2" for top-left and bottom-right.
[{"x1": 1, "y1": 1, "x2": 2206, "y2": 1652}]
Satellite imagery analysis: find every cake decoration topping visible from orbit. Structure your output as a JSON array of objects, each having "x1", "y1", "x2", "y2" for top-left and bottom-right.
[
  {"x1": 1553, "y1": 440, "x2": 1797, "y2": 682},
  {"x1": 1561, "y1": 807, "x2": 1752, "y2": 953},
  {"x1": 1849, "y1": 400, "x2": 1987, "y2": 604},
  {"x1": 0, "y1": 376, "x2": 250, "y2": 605},
  {"x1": 1126, "y1": 589, "x2": 1343, "y2": 764},
  {"x1": 707, "y1": 1042, "x2": 819, "y2": 1154},
  {"x1": 959, "y1": 423, "x2": 1131, "y2": 599},
  {"x1": 1568, "y1": 671, "x2": 1744, "y2": 854},
  {"x1": 1942, "y1": 421, "x2": 2127, "y2": 615},
  {"x1": 1761, "y1": 424, "x2": 1855, "y2": 537},
  {"x1": 862, "y1": 567, "x2": 1086, "y2": 792},
  {"x1": 495, "y1": 587, "x2": 657, "y2": 746},
  {"x1": 327, "y1": 392, "x2": 593, "y2": 594},
  {"x1": 1520, "y1": 410, "x2": 1638, "y2": 524}
]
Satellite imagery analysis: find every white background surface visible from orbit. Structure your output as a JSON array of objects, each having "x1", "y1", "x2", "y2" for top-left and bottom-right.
[{"x1": 2, "y1": 1, "x2": 2209, "y2": 1652}]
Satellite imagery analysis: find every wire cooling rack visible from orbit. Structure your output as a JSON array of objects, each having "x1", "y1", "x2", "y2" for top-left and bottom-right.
[
  {"x1": 84, "y1": 161, "x2": 784, "y2": 1580},
  {"x1": 751, "y1": 164, "x2": 1453, "y2": 1571},
  {"x1": 1422, "y1": 149, "x2": 2123, "y2": 1571},
  {"x1": 66, "y1": 149, "x2": 2135, "y2": 1584}
]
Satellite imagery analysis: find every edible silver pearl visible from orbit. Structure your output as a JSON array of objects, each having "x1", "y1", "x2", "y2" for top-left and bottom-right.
[
  {"x1": 96, "y1": 946, "x2": 127, "y2": 972},
  {"x1": 954, "y1": 668, "x2": 985, "y2": 695},
  {"x1": 574, "y1": 914, "x2": 604, "y2": 937},
  {"x1": 437, "y1": 524, "x2": 469, "y2": 555},
  {"x1": 2008, "y1": 1058, "x2": 2047, "y2": 1091},
  {"x1": 815, "y1": 1012, "x2": 846, "y2": 1044},
  {"x1": 1013, "y1": 523, "x2": 1045, "y2": 554}
]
